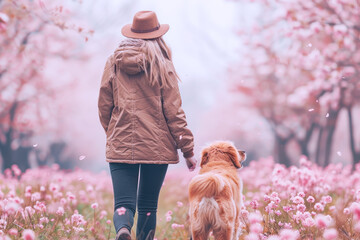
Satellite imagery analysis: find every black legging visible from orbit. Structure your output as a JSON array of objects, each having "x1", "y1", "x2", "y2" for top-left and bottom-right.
[{"x1": 109, "y1": 163, "x2": 168, "y2": 240}]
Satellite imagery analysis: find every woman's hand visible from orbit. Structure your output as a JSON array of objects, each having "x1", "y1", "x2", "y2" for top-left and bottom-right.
[{"x1": 185, "y1": 156, "x2": 197, "y2": 172}]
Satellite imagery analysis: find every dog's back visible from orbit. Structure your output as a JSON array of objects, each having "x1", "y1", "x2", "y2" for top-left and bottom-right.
[
  {"x1": 189, "y1": 172, "x2": 237, "y2": 240},
  {"x1": 188, "y1": 141, "x2": 246, "y2": 240}
]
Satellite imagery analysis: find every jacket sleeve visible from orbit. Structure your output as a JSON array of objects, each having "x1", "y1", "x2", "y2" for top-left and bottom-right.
[
  {"x1": 161, "y1": 74, "x2": 194, "y2": 158},
  {"x1": 98, "y1": 56, "x2": 114, "y2": 133}
]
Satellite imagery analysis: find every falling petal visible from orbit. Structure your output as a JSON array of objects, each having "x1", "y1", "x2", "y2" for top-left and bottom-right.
[
  {"x1": 307, "y1": 43, "x2": 312, "y2": 47},
  {"x1": 326, "y1": 113, "x2": 329, "y2": 118},
  {"x1": 179, "y1": 135, "x2": 183, "y2": 140},
  {"x1": 316, "y1": 99, "x2": 319, "y2": 103},
  {"x1": 147, "y1": 212, "x2": 151, "y2": 216},
  {"x1": 79, "y1": 155, "x2": 86, "y2": 161},
  {"x1": 308, "y1": 109, "x2": 314, "y2": 112},
  {"x1": 337, "y1": 151, "x2": 342, "y2": 157},
  {"x1": 32, "y1": 144, "x2": 38, "y2": 148}
]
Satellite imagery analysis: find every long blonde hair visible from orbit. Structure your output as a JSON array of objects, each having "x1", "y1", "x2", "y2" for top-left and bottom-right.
[{"x1": 120, "y1": 37, "x2": 180, "y2": 88}]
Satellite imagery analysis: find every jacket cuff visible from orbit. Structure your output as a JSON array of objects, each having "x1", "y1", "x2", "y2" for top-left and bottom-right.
[{"x1": 183, "y1": 150, "x2": 194, "y2": 158}]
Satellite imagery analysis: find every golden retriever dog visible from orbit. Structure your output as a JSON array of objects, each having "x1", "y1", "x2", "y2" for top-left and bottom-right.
[{"x1": 188, "y1": 141, "x2": 246, "y2": 240}]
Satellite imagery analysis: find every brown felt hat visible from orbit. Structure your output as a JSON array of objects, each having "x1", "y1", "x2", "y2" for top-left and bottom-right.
[{"x1": 121, "y1": 11, "x2": 169, "y2": 39}]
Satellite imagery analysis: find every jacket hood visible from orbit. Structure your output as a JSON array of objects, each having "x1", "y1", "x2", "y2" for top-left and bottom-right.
[{"x1": 114, "y1": 40, "x2": 147, "y2": 75}]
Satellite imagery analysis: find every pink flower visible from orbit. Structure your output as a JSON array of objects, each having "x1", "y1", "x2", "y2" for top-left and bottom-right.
[
  {"x1": 323, "y1": 195, "x2": 332, "y2": 204},
  {"x1": 302, "y1": 217, "x2": 315, "y2": 227},
  {"x1": 245, "y1": 233, "x2": 259, "y2": 240},
  {"x1": 56, "y1": 206, "x2": 64, "y2": 216},
  {"x1": 315, "y1": 214, "x2": 330, "y2": 228},
  {"x1": 9, "y1": 228, "x2": 18, "y2": 236},
  {"x1": 351, "y1": 202, "x2": 360, "y2": 220},
  {"x1": 25, "y1": 186, "x2": 32, "y2": 194},
  {"x1": 22, "y1": 229, "x2": 35, "y2": 240},
  {"x1": 323, "y1": 228, "x2": 338, "y2": 240},
  {"x1": 250, "y1": 223, "x2": 263, "y2": 233},
  {"x1": 248, "y1": 212, "x2": 263, "y2": 224},
  {"x1": 292, "y1": 196, "x2": 304, "y2": 205},
  {"x1": 100, "y1": 210, "x2": 107, "y2": 219},
  {"x1": 279, "y1": 229, "x2": 299, "y2": 240},
  {"x1": 297, "y1": 192, "x2": 305, "y2": 198},
  {"x1": 310, "y1": 22, "x2": 323, "y2": 34},
  {"x1": 91, "y1": 203, "x2": 98, "y2": 209},
  {"x1": 333, "y1": 24, "x2": 347, "y2": 35},
  {"x1": 171, "y1": 223, "x2": 184, "y2": 229},
  {"x1": 176, "y1": 201, "x2": 183, "y2": 207},
  {"x1": 106, "y1": 220, "x2": 111, "y2": 225},
  {"x1": 250, "y1": 200, "x2": 259, "y2": 209},
  {"x1": 306, "y1": 196, "x2": 315, "y2": 203},
  {"x1": 297, "y1": 204, "x2": 306, "y2": 212},
  {"x1": 117, "y1": 207, "x2": 126, "y2": 216},
  {"x1": 314, "y1": 203, "x2": 324, "y2": 212},
  {"x1": 343, "y1": 208, "x2": 350, "y2": 214},
  {"x1": 268, "y1": 236, "x2": 280, "y2": 240}
]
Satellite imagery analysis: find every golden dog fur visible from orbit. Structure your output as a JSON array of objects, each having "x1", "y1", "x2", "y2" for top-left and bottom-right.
[{"x1": 188, "y1": 141, "x2": 246, "y2": 240}]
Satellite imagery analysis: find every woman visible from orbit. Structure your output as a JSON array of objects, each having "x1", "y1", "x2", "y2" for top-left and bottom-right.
[{"x1": 98, "y1": 11, "x2": 197, "y2": 240}]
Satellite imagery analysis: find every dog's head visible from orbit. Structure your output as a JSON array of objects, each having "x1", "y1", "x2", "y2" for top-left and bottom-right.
[{"x1": 200, "y1": 141, "x2": 246, "y2": 169}]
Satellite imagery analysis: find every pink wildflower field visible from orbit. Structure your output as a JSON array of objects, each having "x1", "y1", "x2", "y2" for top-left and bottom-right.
[{"x1": 1, "y1": 157, "x2": 360, "y2": 239}]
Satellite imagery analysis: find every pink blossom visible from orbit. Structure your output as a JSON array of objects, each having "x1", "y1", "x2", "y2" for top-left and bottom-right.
[
  {"x1": 297, "y1": 192, "x2": 305, "y2": 198},
  {"x1": 279, "y1": 229, "x2": 299, "y2": 240},
  {"x1": 297, "y1": 204, "x2": 306, "y2": 212},
  {"x1": 323, "y1": 195, "x2": 332, "y2": 204},
  {"x1": 91, "y1": 202, "x2": 98, "y2": 209},
  {"x1": 268, "y1": 236, "x2": 280, "y2": 240},
  {"x1": 292, "y1": 196, "x2": 304, "y2": 205},
  {"x1": 314, "y1": 203, "x2": 324, "y2": 212},
  {"x1": 171, "y1": 223, "x2": 184, "y2": 229},
  {"x1": 8, "y1": 228, "x2": 18, "y2": 236},
  {"x1": 333, "y1": 24, "x2": 347, "y2": 35},
  {"x1": 306, "y1": 196, "x2": 315, "y2": 203},
  {"x1": 350, "y1": 202, "x2": 360, "y2": 220},
  {"x1": 22, "y1": 229, "x2": 35, "y2": 240},
  {"x1": 343, "y1": 208, "x2": 350, "y2": 214},
  {"x1": 250, "y1": 200, "x2": 259, "y2": 209},
  {"x1": 250, "y1": 223, "x2": 263, "y2": 233},
  {"x1": 117, "y1": 207, "x2": 126, "y2": 216},
  {"x1": 56, "y1": 206, "x2": 64, "y2": 216},
  {"x1": 245, "y1": 233, "x2": 259, "y2": 240},
  {"x1": 302, "y1": 217, "x2": 315, "y2": 227},
  {"x1": 323, "y1": 228, "x2": 338, "y2": 240},
  {"x1": 315, "y1": 214, "x2": 330, "y2": 228},
  {"x1": 310, "y1": 22, "x2": 323, "y2": 33},
  {"x1": 248, "y1": 212, "x2": 263, "y2": 224}
]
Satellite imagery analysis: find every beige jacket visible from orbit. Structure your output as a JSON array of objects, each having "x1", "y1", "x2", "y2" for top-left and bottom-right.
[{"x1": 98, "y1": 43, "x2": 194, "y2": 164}]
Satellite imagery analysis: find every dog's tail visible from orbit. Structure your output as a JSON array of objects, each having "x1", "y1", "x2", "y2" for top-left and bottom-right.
[{"x1": 189, "y1": 173, "x2": 225, "y2": 198}]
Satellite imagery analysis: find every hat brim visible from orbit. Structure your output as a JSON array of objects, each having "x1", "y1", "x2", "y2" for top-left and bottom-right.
[{"x1": 121, "y1": 24, "x2": 169, "y2": 39}]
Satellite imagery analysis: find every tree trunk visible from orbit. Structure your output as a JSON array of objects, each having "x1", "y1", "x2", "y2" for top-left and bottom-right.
[
  {"x1": 274, "y1": 135, "x2": 291, "y2": 167},
  {"x1": 1, "y1": 142, "x2": 13, "y2": 172},
  {"x1": 298, "y1": 123, "x2": 316, "y2": 159},
  {"x1": 348, "y1": 107, "x2": 360, "y2": 169},
  {"x1": 323, "y1": 109, "x2": 340, "y2": 167},
  {"x1": 315, "y1": 127, "x2": 324, "y2": 166}
]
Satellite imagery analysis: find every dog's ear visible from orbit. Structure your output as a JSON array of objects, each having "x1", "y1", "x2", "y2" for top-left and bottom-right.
[
  {"x1": 200, "y1": 147, "x2": 210, "y2": 167},
  {"x1": 238, "y1": 150, "x2": 247, "y2": 163},
  {"x1": 226, "y1": 146, "x2": 242, "y2": 168}
]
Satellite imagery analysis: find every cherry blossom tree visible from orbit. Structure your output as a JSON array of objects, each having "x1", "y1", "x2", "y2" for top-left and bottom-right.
[
  {"x1": 0, "y1": 0, "x2": 93, "y2": 172},
  {"x1": 231, "y1": 0, "x2": 360, "y2": 167}
]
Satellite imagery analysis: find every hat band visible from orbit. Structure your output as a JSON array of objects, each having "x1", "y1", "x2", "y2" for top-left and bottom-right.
[{"x1": 131, "y1": 24, "x2": 160, "y2": 33}]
